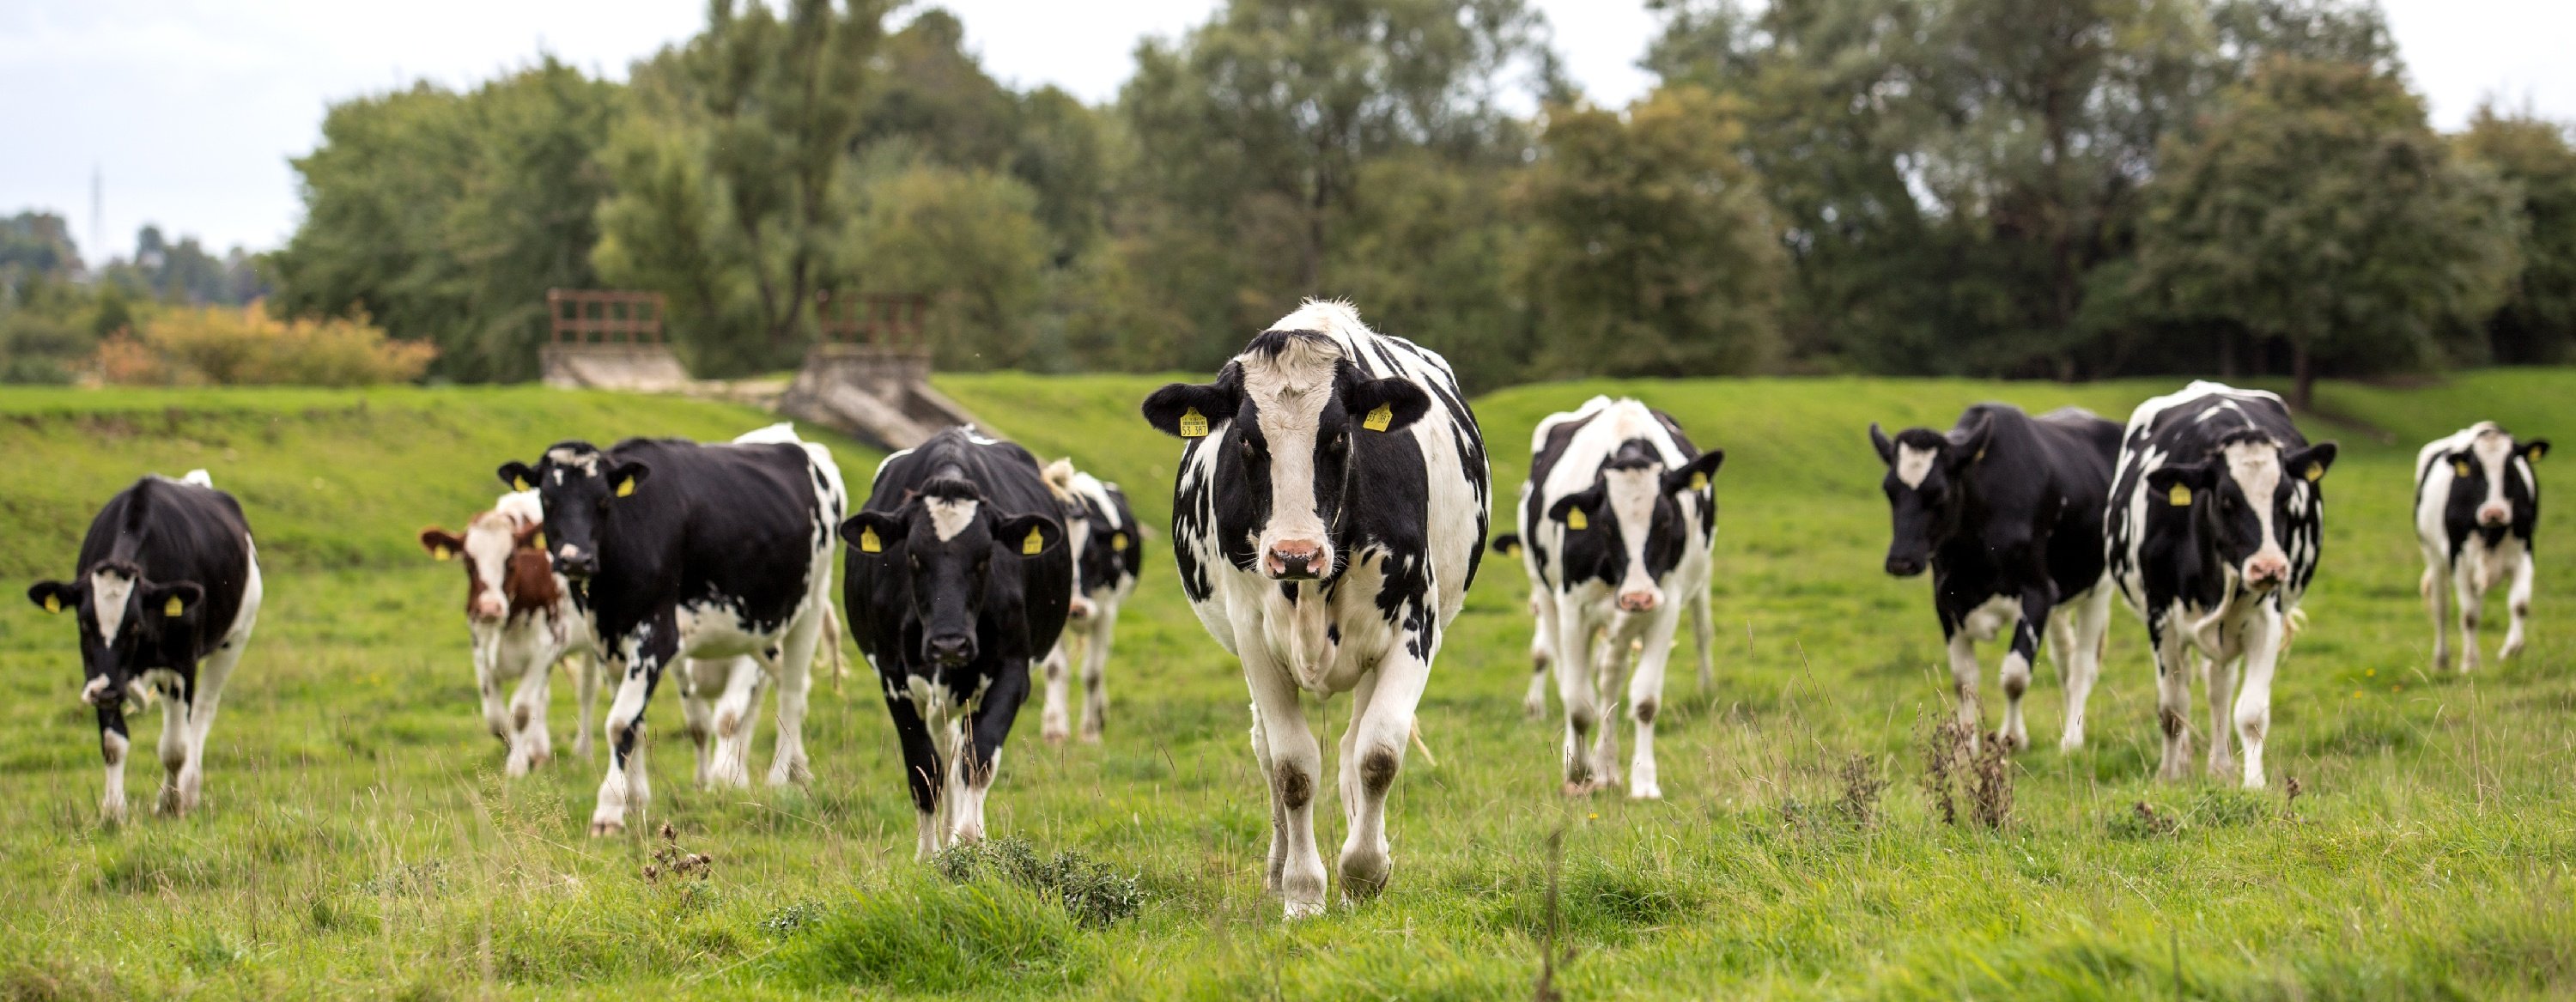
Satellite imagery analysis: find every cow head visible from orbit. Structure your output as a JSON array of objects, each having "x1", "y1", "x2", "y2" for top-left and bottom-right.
[
  {"x1": 498, "y1": 442, "x2": 647, "y2": 580},
  {"x1": 840, "y1": 477, "x2": 1064, "y2": 670},
  {"x1": 1544, "y1": 440, "x2": 1724, "y2": 612},
  {"x1": 2144, "y1": 433, "x2": 2336, "y2": 593},
  {"x1": 1143, "y1": 330, "x2": 1429, "y2": 580},
  {"x1": 1868, "y1": 416, "x2": 1994, "y2": 578},
  {"x1": 420, "y1": 508, "x2": 544, "y2": 624},
  {"x1": 27, "y1": 562, "x2": 205, "y2": 707},
  {"x1": 2442, "y1": 424, "x2": 2546, "y2": 537}
]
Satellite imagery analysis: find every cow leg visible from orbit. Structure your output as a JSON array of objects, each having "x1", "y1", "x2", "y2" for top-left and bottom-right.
[
  {"x1": 1336, "y1": 669, "x2": 1384, "y2": 836},
  {"x1": 1523, "y1": 590, "x2": 1556, "y2": 720},
  {"x1": 2203, "y1": 648, "x2": 2239, "y2": 780},
  {"x1": 1248, "y1": 704, "x2": 1287, "y2": 893},
  {"x1": 763, "y1": 608, "x2": 820, "y2": 786},
  {"x1": 156, "y1": 680, "x2": 191, "y2": 814},
  {"x1": 2057, "y1": 586, "x2": 2112, "y2": 752},
  {"x1": 474, "y1": 627, "x2": 512, "y2": 745},
  {"x1": 1242, "y1": 643, "x2": 1326, "y2": 918},
  {"x1": 1625, "y1": 607, "x2": 1686, "y2": 800},
  {"x1": 882, "y1": 687, "x2": 946, "y2": 860},
  {"x1": 1996, "y1": 588, "x2": 2052, "y2": 754},
  {"x1": 96, "y1": 704, "x2": 131, "y2": 823},
  {"x1": 707, "y1": 655, "x2": 765, "y2": 788},
  {"x1": 1340, "y1": 641, "x2": 1428, "y2": 903},
  {"x1": 1690, "y1": 586, "x2": 1716, "y2": 693},
  {"x1": 1943, "y1": 627, "x2": 1983, "y2": 752},
  {"x1": 2152, "y1": 616, "x2": 2195, "y2": 782},
  {"x1": 171, "y1": 629, "x2": 249, "y2": 817},
  {"x1": 1552, "y1": 598, "x2": 1603, "y2": 793},
  {"x1": 2456, "y1": 564, "x2": 2488, "y2": 673},
  {"x1": 2231, "y1": 609, "x2": 2285, "y2": 789},
  {"x1": 677, "y1": 661, "x2": 716, "y2": 787},
  {"x1": 1586, "y1": 627, "x2": 1630, "y2": 790},
  {"x1": 2500, "y1": 550, "x2": 2534, "y2": 662},
  {"x1": 505, "y1": 635, "x2": 556, "y2": 775},
  {"x1": 2422, "y1": 557, "x2": 2452, "y2": 672},
  {"x1": 592, "y1": 616, "x2": 676, "y2": 837},
  {"x1": 571, "y1": 651, "x2": 600, "y2": 761},
  {"x1": 1078, "y1": 610, "x2": 1116, "y2": 744},
  {"x1": 951, "y1": 659, "x2": 1031, "y2": 846},
  {"x1": 1038, "y1": 641, "x2": 1073, "y2": 744}
]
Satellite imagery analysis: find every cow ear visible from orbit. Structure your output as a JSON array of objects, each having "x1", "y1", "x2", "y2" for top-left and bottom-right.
[
  {"x1": 498, "y1": 460, "x2": 538, "y2": 493},
  {"x1": 839, "y1": 512, "x2": 904, "y2": 556},
  {"x1": 1547, "y1": 488, "x2": 1602, "y2": 529},
  {"x1": 513, "y1": 519, "x2": 545, "y2": 550},
  {"x1": 999, "y1": 515, "x2": 1064, "y2": 558},
  {"x1": 606, "y1": 461, "x2": 651, "y2": 499},
  {"x1": 419, "y1": 528, "x2": 465, "y2": 561},
  {"x1": 2522, "y1": 439, "x2": 2550, "y2": 464},
  {"x1": 2145, "y1": 462, "x2": 2216, "y2": 507},
  {"x1": 1340, "y1": 375, "x2": 1431, "y2": 434},
  {"x1": 1488, "y1": 532, "x2": 1522, "y2": 558},
  {"x1": 145, "y1": 581, "x2": 204, "y2": 622},
  {"x1": 1142, "y1": 381, "x2": 1239, "y2": 439},
  {"x1": 1662, "y1": 450, "x2": 1725, "y2": 495},
  {"x1": 1868, "y1": 423, "x2": 1896, "y2": 465},
  {"x1": 27, "y1": 580, "x2": 80, "y2": 615},
  {"x1": 2286, "y1": 442, "x2": 2337, "y2": 484},
  {"x1": 1947, "y1": 414, "x2": 1994, "y2": 470}
]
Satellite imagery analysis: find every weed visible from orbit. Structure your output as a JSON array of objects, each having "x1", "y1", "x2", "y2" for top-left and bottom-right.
[
  {"x1": 933, "y1": 835, "x2": 1144, "y2": 927},
  {"x1": 1833, "y1": 754, "x2": 1888, "y2": 828},
  {"x1": 1968, "y1": 734, "x2": 2014, "y2": 829},
  {"x1": 759, "y1": 899, "x2": 827, "y2": 939},
  {"x1": 2108, "y1": 800, "x2": 2180, "y2": 840},
  {"x1": 1921, "y1": 720, "x2": 2013, "y2": 829}
]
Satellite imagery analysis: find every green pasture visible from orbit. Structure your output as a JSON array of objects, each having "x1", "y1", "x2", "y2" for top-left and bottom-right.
[{"x1": 0, "y1": 371, "x2": 2569, "y2": 999}]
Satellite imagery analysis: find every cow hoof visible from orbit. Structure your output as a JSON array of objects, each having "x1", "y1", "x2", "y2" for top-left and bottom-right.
[
  {"x1": 2500, "y1": 642, "x2": 2524, "y2": 662},
  {"x1": 1991, "y1": 730, "x2": 2026, "y2": 754},
  {"x1": 1561, "y1": 780, "x2": 1601, "y2": 798},
  {"x1": 1627, "y1": 782, "x2": 1663, "y2": 801},
  {"x1": 1338, "y1": 855, "x2": 1390, "y2": 902},
  {"x1": 589, "y1": 818, "x2": 625, "y2": 837},
  {"x1": 1042, "y1": 726, "x2": 1069, "y2": 744},
  {"x1": 1283, "y1": 898, "x2": 1326, "y2": 920},
  {"x1": 1522, "y1": 701, "x2": 1546, "y2": 720},
  {"x1": 1080, "y1": 726, "x2": 1103, "y2": 744},
  {"x1": 2057, "y1": 732, "x2": 2086, "y2": 754}
]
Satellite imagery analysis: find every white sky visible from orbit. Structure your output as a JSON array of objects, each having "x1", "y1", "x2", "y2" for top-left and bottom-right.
[{"x1": 4, "y1": 0, "x2": 2567, "y2": 265}]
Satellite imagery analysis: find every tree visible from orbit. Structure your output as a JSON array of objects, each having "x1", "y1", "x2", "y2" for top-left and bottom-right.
[
  {"x1": 2457, "y1": 105, "x2": 2576, "y2": 364},
  {"x1": 2136, "y1": 56, "x2": 2520, "y2": 410},
  {"x1": 1514, "y1": 86, "x2": 1783, "y2": 376},
  {"x1": 842, "y1": 161, "x2": 1052, "y2": 370}
]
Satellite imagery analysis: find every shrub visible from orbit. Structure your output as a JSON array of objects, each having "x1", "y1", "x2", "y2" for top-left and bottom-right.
[{"x1": 97, "y1": 303, "x2": 434, "y2": 386}]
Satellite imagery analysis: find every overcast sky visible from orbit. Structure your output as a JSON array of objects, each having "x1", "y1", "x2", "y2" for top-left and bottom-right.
[{"x1": 5, "y1": 0, "x2": 2569, "y2": 265}]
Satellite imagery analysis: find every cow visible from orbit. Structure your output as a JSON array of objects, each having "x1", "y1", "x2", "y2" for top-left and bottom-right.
[
  {"x1": 2415, "y1": 422, "x2": 2546, "y2": 672},
  {"x1": 419, "y1": 490, "x2": 601, "y2": 777},
  {"x1": 495, "y1": 423, "x2": 847, "y2": 835},
  {"x1": 27, "y1": 470, "x2": 262, "y2": 823},
  {"x1": 1508, "y1": 397, "x2": 1723, "y2": 799},
  {"x1": 2108, "y1": 381, "x2": 2336, "y2": 789},
  {"x1": 841, "y1": 426, "x2": 1071, "y2": 859},
  {"x1": 1036, "y1": 458, "x2": 1143, "y2": 744},
  {"x1": 1868, "y1": 404, "x2": 2122, "y2": 753},
  {"x1": 1142, "y1": 300, "x2": 1489, "y2": 919}
]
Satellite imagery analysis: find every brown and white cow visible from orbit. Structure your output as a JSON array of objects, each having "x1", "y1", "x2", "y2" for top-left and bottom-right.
[{"x1": 420, "y1": 490, "x2": 598, "y2": 777}]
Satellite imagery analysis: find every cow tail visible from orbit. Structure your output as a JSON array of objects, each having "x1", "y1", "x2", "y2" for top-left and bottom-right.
[
  {"x1": 1408, "y1": 720, "x2": 1438, "y2": 769},
  {"x1": 823, "y1": 603, "x2": 849, "y2": 692}
]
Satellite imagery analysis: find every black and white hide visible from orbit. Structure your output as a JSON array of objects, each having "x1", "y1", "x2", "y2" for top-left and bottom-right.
[
  {"x1": 2108, "y1": 381, "x2": 2336, "y2": 788},
  {"x1": 1868, "y1": 403, "x2": 2121, "y2": 753},
  {"x1": 1142, "y1": 300, "x2": 1490, "y2": 919},
  {"x1": 495, "y1": 423, "x2": 847, "y2": 835},
  {"x1": 27, "y1": 471, "x2": 261, "y2": 822},
  {"x1": 1512, "y1": 397, "x2": 1723, "y2": 799},
  {"x1": 842, "y1": 427, "x2": 1072, "y2": 859},
  {"x1": 2415, "y1": 422, "x2": 2545, "y2": 671},
  {"x1": 1036, "y1": 458, "x2": 1142, "y2": 744}
]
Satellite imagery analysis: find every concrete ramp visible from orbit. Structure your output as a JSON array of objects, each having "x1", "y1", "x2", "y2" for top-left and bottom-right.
[
  {"x1": 776, "y1": 345, "x2": 983, "y2": 451},
  {"x1": 540, "y1": 343, "x2": 693, "y2": 392}
]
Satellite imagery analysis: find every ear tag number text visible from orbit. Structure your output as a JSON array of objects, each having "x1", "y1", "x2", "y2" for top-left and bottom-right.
[
  {"x1": 1363, "y1": 404, "x2": 1394, "y2": 432},
  {"x1": 1178, "y1": 408, "x2": 1209, "y2": 438}
]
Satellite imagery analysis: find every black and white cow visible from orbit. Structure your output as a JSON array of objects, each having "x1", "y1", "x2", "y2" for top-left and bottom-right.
[
  {"x1": 1036, "y1": 458, "x2": 1142, "y2": 744},
  {"x1": 1869, "y1": 404, "x2": 2121, "y2": 753},
  {"x1": 2415, "y1": 422, "x2": 2546, "y2": 671},
  {"x1": 418, "y1": 489, "x2": 599, "y2": 776},
  {"x1": 841, "y1": 427, "x2": 1071, "y2": 859},
  {"x1": 2108, "y1": 381, "x2": 2336, "y2": 788},
  {"x1": 27, "y1": 471, "x2": 262, "y2": 822},
  {"x1": 1510, "y1": 397, "x2": 1723, "y2": 799},
  {"x1": 496, "y1": 423, "x2": 847, "y2": 835},
  {"x1": 1142, "y1": 300, "x2": 1489, "y2": 919}
]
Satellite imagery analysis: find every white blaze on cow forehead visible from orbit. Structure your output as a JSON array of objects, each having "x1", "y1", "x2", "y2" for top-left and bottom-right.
[
  {"x1": 926, "y1": 496, "x2": 981, "y2": 542},
  {"x1": 1602, "y1": 466, "x2": 1663, "y2": 595},
  {"x1": 1070, "y1": 472, "x2": 1123, "y2": 529},
  {"x1": 89, "y1": 568, "x2": 136, "y2": 641},
  {"x1": 2223, "y1": 439, "x2": 2287, "y2": 556},
  {"x1": 544, "y1": 446, "x2": 602, "y2": 474},
  {"x1": 1241, "y1": 333, "x2": 1344, "y2": 554},
  {"x1": 465, "y1": 512, "x2": 519, "y2": 593},
  {"x1": 1895, "y1": 444, "x2": 1938, "y2": 489},
  {"x1": 2471, "y1": 427, "x2": 2517, "y2": 510}
]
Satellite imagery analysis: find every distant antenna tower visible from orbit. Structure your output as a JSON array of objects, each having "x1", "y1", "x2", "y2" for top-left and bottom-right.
[{"x1": 89, "y1": 164, "x2": 104, "y2": 269}]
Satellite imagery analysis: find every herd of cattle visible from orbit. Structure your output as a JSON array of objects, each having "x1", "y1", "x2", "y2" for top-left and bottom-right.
[{"x1": 21, "y1": 301, "x2": 2548, "y2": 919}]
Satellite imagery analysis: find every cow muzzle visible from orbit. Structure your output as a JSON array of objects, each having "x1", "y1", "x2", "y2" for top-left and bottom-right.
[
  {"x1": 2478, "y1": 503, "x2": 2511, "y2": 527},
  {"x1": 1884, "y1": 554, "x2": 1927, "y2": 578},
  {"x1": 554, "y1": 544, "x2": 597, "y2": 579},
  {"x1": 1617, "y1": 588, "x2": 1662, "y2": 613},
  {"x1": 925, "y1": 634, "x2": 975, "y2": 668},
  {"x1": 2243, "y1": 553, "x2": 2290, "y2": 592},
  {"x1": 471, "y1": 594, "x2": 506, "y2": 622},
  {"x1": 1264, "y1": 539, "x2": 1325, "y2": 580},
  {"x1": 1067, "y1": 595, "x2": 1096, "y2": 621}
]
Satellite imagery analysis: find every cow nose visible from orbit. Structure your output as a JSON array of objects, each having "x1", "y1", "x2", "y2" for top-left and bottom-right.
[
  {"x1": 2244, "y1": 555, "x2": 2288, "y2": 590},
  {"x1": 1618, "y1": 589, "x2": 1661, "y2": 613},
  {"x1": 1885, "y1": 556, "x2": 1925, "y2": 578},
  {"x1": 2478, "y1": 504, "x2": 2510, "y2": 526},
  {"x1": 1266, "y1": 540, "x2": 1323, "y2": 580},
  {"x1": 555, "y1": 545, "x2": 596, "y2": 578},
  {"x1": 471, "y1": 596, "x2": 506, "y2": 622},
  {"x1": 926, "y1": 635, "x2": 975, "y2": 666},
  {"x1": 1067, "y1": 596, "x2": 1095, "y2": 621}
]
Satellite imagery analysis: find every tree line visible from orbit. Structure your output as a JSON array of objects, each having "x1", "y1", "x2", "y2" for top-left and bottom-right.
[{"x1": 15, "y1": 0, "x2": 2576, "y2": 404}]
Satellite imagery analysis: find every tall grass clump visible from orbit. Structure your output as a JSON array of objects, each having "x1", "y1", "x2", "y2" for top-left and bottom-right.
[
  {"x1": 766, "y1": 876, "x2": 1091, "y2": 995},
  {"x1": 933, "y1": 835, "x2": 1144, "y2": 927}
]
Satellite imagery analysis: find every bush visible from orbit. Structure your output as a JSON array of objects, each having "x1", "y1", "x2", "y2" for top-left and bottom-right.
[{"x1": 97, "y1": 303, "x2": 434, "y2": 386}]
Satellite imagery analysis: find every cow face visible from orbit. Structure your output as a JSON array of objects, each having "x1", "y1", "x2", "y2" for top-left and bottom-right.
[
  {"x1": 1545, "y1": 440, "x2": 1724, "y2": 611},
  {"x1": 841, "y1": 478, "x2": 1064, "y2": 670},
  {"x1": 1144, "y1": 331, "x2": 1429, "y2": 580},
  {"x1": 27, "y1": 563, "x2": 206, "y2": 707},
  {"x1": 1868, "y1": 417, "x2": 1994, "y2": 578},
  {"x1": 421, "y1": 512, "x2": 543, "y2": 623},
  {"x1": 2144, "y1": 434, "x2": 2336, "y2": 593},
  {"x1": 2443, "y1": 428, "x2": 2547, "y2": 539},
  {"x1": 498, "y1": 443, "x2": 648, "y2": 580}
]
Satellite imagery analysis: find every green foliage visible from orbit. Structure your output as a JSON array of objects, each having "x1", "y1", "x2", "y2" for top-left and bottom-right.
[
  {"x1": 100, "y1": 305, "x2": 436, "y2": 387},
  {"x1": 933, "y1": 835, "x2": 1146, "y2": 927},
  {"x1": 768, "y1": 876, "x2": 1092, "y2": 993},
  {"x1": 844, "y1": 161, "x2": 1053, "y2": 370},
  {"x1": 2458, "y1": 106, "x2": 2576, "y2": 364}
]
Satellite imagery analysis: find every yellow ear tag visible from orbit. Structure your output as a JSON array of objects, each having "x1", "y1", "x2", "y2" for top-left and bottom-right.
[
  {"x1": 43, "y1": 596, "x2": 61, "y2": 614},
  {"x1": 1363, "y1": 403, "x2": 1394, "y2": 432},
  {"x1": 164, "y1": 596, "x2": 185, "y2": 617},
  {"x1": 614, "y1": 478, "x2": 635, "y2": 498},
  {"x1": 859, "y1": 525, "x2": 883, "y2": 554},
  {"x1": 2453, "y1": 461, "x2": 2471, "y2": 479},
  {"x1": 532, "y1": 531, "x2": 546, "y2": 551},
  {"x1": 1505, "y1": 544, "x2": 1522, "y2": 558},
  {"x1": 1110, "y1": 532, "x2": 1128, "y2": 552},
  {"x1": 434, "y1": 546, "x2": 452, "y2": 562},
  {"x1": 1023, "y1": 528, "x2": 1045, "y2": 555},
  {"x1": 1689, "y1": 472, "x2": 1709, "y2": 490},
  {"x1": 1178, "y1": 408, "x2": 1209, "y2": 438},
  {"x1": 2306, "y1": 465, "x2": 2324, "y2": 483},
  {"x1": 2167, "y1": 484, "x2": 2192, "y2": 507},
  {"x1": 1567, "y1": 509, "x2": 1589, "y2": 530},
  {"x1": 513, "y1": 477, "x2": 530, "y2": 491}
]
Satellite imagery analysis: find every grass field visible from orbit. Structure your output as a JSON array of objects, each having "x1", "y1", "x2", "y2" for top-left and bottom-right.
[{"x1": 0, "y1": 371, "x2": 2571, "y2": 999}]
